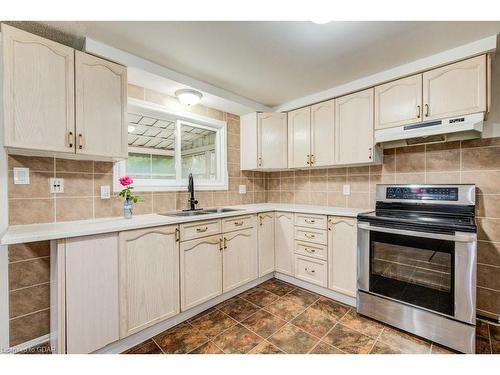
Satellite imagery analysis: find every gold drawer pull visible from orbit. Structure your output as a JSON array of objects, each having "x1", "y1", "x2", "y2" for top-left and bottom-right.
[
  {"x1": 305, "y1": 247, "x2": 316, "y2": 253},
  {"x1": 304, "y1": 233, "x2": 316, "y2": 239},
  {"x1": 234, "y1": 221, "x2": 244, "y2": 226},
  {"x1": 67, "y1": 131, "x2": 74, "y2": 148},
  {"x1": 78, "y1": 133, "x2": 85, "y2": 150},
  {"x1": 305, "y1": 219, "x2": 316, "y2": 224},
  {"x1": 196, "y1": 226, "x2": 208, "y2": 233},
  {"x1": 305, "y1": 268, "x2": 316, "y2": 274},
  {"x1": 424, "y1": 104, "x2": 429, "y2": 117},
  {"x1": 416, "y1": 105, "x2": 421, "y2": 119}
]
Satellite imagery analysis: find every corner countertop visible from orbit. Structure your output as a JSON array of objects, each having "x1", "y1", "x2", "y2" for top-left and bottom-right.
[{"x1": 0, "y1": 203, "x2": 371, "y2": 246}]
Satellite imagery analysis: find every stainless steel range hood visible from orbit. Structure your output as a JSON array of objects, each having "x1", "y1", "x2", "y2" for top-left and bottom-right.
[{"x1": 375, "y1": 112, "x2": 484, "y2": 148}]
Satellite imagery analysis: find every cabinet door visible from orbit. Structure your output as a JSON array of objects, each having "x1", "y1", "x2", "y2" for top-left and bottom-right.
[
  {"x1": 423, "y1": 55, "x2": 487, "y2": 121},
  {"x1": 75, "y1": 51, "x2": 127, "y2": 159},
  {"x1": 223, "y1": 227, "x2": 258, "y2": 292},
  {"x1": 258, "y1": 212, "x2": 275, "y2": 276},
  {"x1": 335, "y1": 88, "x2": 374, "y2": 165},
  {"x1": 258, "y1": 112, "x2": 287, "y2": 169},
  {"x1": 288, "y1": 106, "x2": 311, "y2": 168},
  {"x1": 119, "y1": 226, "x2": 180, "y2": 337},
  {"x1": 65, "y1": 233, "x2": 119, "y2": 353},
  {"x1": 311, "y1": 100, "x2": 335, "y2": 167},
  {"x1": 328, "y1": 217, "x2": 357, "y2": 297},
  {"x1": 375, "y1": 74, "x2": 423, "y2": 130},
  {"x1": 2, "y1": 24, "x2": 75, "y2": 153},
  {"x1": 180, "y1": 235, "x2": 222, "y2": 310},
  {"x1": 274, "y1": 212, "x2": 294, "y2": 276},
  {"x1": 240, "y1": 112, "x2": 258, "y2": 170}
]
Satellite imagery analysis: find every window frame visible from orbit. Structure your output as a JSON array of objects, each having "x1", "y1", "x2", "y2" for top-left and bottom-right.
[{"x1": 114, "y1": 98, "x2": 228, "y2": 192}]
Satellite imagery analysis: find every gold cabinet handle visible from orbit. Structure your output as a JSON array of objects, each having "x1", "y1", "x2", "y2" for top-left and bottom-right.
[
  {"x1": 369, "y1": 147, "x2": 372, "y2": 160},
  {"x1": 219, "y1": 237, "x2": 223, "y2": 251},
  {"x1": 67, "y1": 131, "x2": 74, "y2": 148},
  {"x1": 305, "y1": 247, "x2": 316, "y2": 253},
  {"x1": 234, "y1": 221, "x2": 244, "y2": 226},
  {"x1": 310, "y1": 154, "x2": 315, "y2": 165},
  {"x1": 259, "y1": 216, "x2": 263, "y2": 226},
  {"x1": 175, "y1": 227, "x2": 180, "y2": 242},
  {"x1": 305, "y1": 267, "x2": 316, "y2": 274},
  {"x1": 416, "y1": 105, "x2": 421, "y2": 119},
  {"x1": 424, "y1": 104, "x2": 429, "y2": 117},
  {"x1": 258, "y1": 157, "x2": 262, "y2": 167},
  {"x1": 223, "y1": 237, "x2": 227, "y2": 249},
  {"x1": 196, "y1": 226, "x2": 208, "y2": 233},
  {"x1": 306, "y1": 155, "x2": 310, "y2": 165},
  {"x1": 304, "y1": 233, "x2": 316, "y2": 239},
  {"x1": 305, "y1": 219, "x2": 316, "y2": 224},
  {"x1": 77, "y1": 133, "x2": 85, "y2": 150}
]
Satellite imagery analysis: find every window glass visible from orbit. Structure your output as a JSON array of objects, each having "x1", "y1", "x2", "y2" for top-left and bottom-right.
[{"x1": 180, "y1": 123, "x2": 217, "y2": 180}]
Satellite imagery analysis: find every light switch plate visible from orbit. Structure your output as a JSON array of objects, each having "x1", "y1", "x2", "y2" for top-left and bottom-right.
[
  {"x1": 49, "y1": 178, "x2": 64, "y2": 193},
  {"x1": 343, "y1": 184, "x2": 351, "y2": 196},
  {"x1": 13, "y1": 167, "x2": 30, "y2": 185},
  {"x1": 100, "y1": 185, "x2": 111, "y2": 199},
  {"x1": 239, "y1": 184, "x2": 247, "y2": 194}
]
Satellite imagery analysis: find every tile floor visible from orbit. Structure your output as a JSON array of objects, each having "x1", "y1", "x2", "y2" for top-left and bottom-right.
[{"x1": 119, "y1": 278, "x2": 500, "y2": 355}]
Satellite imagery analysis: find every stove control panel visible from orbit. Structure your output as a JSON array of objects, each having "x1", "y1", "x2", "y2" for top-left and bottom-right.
[{"x1": 386, "y1": 187, "x2": 459, "y2": 201}]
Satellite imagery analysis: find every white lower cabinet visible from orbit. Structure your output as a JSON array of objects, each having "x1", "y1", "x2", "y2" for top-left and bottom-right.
[
  {"x1": 328, "y1": 217, "x2": 357, "y2": 297},
  {"x1": 180, "y1": 235, "x2": 223, "y2": 311},
  {"x1": 258, "y1": 212, "x2": 275, "y2": 276},
  {"x1": 274, "y1": 212, "x2": 294, "y2": 275},
  {"x1": 223, "y1": 227, "x2": 258, "y2": 292},
  {"x1": 294, "y1": 254, "x2": 328, "y2": 287},
  {"x1": 118, "y1": 226, "x2": 180, "y2": 338},
  {"x1": 62, "y1": 233, "x2": 120, "y2": 354}
]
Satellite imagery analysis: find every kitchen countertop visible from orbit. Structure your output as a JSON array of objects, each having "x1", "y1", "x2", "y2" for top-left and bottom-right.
[{"x1": 0, "y1": 203, "x2": 371, "y2": 245}]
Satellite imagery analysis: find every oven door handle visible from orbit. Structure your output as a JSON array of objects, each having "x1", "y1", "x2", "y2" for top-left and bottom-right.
[{"x1": 357, "y1": 223, "x2": 476, "y2": 243}]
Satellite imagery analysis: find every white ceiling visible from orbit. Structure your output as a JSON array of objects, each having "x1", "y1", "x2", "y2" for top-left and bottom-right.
[{"x1": 37, "y1": 21, "x2": 500, "y2": 107}]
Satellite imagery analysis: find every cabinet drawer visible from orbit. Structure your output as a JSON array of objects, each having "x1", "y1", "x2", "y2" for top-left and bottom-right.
[
  {"x1": 180, "y1": 219, "x2": 221, "y2": 241},
  {"x1": 294, "y1": 255, "x2": 327, "y2": 287},
  {"x1": 294, "y1": 227, "x2": 327, "y2": 245},
  {"x1": 294, "y1": 241, "x2": 327, "y2": 261},
  {"x1": 294, "y1": 213, "x2": 327, "y2": 230},
  {"x1": 222, "y1": 215, "x2": 256, "y2": 233}
]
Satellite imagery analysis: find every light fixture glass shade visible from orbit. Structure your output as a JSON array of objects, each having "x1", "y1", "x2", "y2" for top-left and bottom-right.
[
  {"x1": 311, "y1": 20, "x2": 331, "y2": 25},
  {"x1": 175, "y1": 89, "x2": 203, "y2": 106}
]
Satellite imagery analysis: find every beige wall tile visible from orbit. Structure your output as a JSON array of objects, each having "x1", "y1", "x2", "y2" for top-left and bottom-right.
[
  {"x1": 176, "y1": 192, "x2": 190, "y2": 210},
  {"x1": 328, "y1": 167, "x2": 346, "y2": 176},
  {"x1": 267, "y1": 178, "x2": 281, "y2": 191},
  {"x1": 477, "y1": 264, "x2": 500, "y2": 290},
  {"x1": 8, "y1": 155, "x2": 54, "y2": 172},
  {"x1": 132, "y1": 193, "x2": 153, "y2": 215},
  {"x1": 8, "y1": 241, "x2": 50, "y2": 263},
  {"x1": 328, "y1": 192, "x2": 346, "y2": 207},
  {"x1": 477, "y1": 287, "x2": 500, "y2": 318},
  {"x1": 228, "y1": 133, "x2": 240, "y2": 149},
  {"x1": 294, "y1": 192, "x2": 310, "y2": 204},
  {"x1": 213, "y1": 191, "x2": 228, "y2": 206},
  {"x1": 55, "y1": 158, "x2": 93, "y2": 173},
  {"x1": 9, "y1": 309, "x2": 50, "y2": 347},
  {"x1": 280, "y1": 177, "x2": 295, "y2": 191},
  {"x1": 462, "y1": 138, "x2": 500, "y2": 148},
  {"x1": 348, "y1": 166, "x2": 370, "y2": 175},
  {"x1": 478, "y1": 241, "x2": 500, "y2": 267},
  {"x1": 207, "y1": 108, "x2": 225, "y2": 121},
  {"x1": 476, "y1": 194, "x2": 500, "y2": 218},
  {"x1": 310, "y1": 192, "x2": 328, "y2": 206},
  {"x1": 227, "y1": 147, "x2": 240, "y2": 164},
  {"x1": 477, "y1": 218, "x2": 500, "y2": 242},
  {"x1": 281, "y1": 170, "x2": 295, "y2": 178},
  {"x1": 461, "y1": 146, "x2": 500, "y2": 171},
  {"x1": 228, "y1": 163, "x2": 240, "y2": 177},
  {"x1": 267, "y1": 192, "x2": 280, "y2": 203},
  {"x1": 395, "y1": 145, "x2": 425, "y2": 173},
  {"x1": 227, "y1": 192, "x2": 243, "y2": 205},
  {"x1": 280, "y1": 191, "x2": 294, "y2": 203},
  {"x1": 57, "y1": 173, "x2": 93, "y2": 197},
  {"x1": 310, "y1": 177, "x2": 328, "y2": 192},
  {"x1": 254, "y1": 192, "x2": 266, "y2": 203},
  {"x1": 152, "y1": 193, "x2": 176, "y2": 213},
  {"x1": 347, "y1": 193, "x2": 370, "y2": 209},
  {"x1": 55, "y1": 197, "x2": 93, "y2": 221},
  {"x1": 241, "y1": 192, "x2": 254, "y2": 204},
  {"x1": 426, "y1": 171, "x2": 460, "y2": 184},
  {"x1": 370, "y1": 154, "x2": 395, "y2": 175},
  {"x1": 310, "y1": 169, "x2": 327, "y2": 177},
  {"x1": 395, "y1": 173, "x2": 425, "y2": 184},
  {"x1": 94, "y1": 196, "x2": 122, "y2": 219},
  {"x1": 425, "y1": 148, "x2": 460, "y2": 172},
  {"x1": 9, "y1": 283, "x2": 50, "y2": 318},
  {"x1": 93, "y1": 173, "x2": 114, "y2": 196},
  {"x1": 369, "y1": 174, "x2": 395, "y2": 194},
  {"x1": 197, "y1": 191, "x2": 214, "y2": 208},
  {"x1": 328, "y1": 176, "x2": 346, "y2": 192},
  {"x1": 294, "y1": 176, "x2": 310, "y2": 191},
  {"x1": 347, "y1": 175, "x2": 369, "y2": 193},
  {"x1": 461, "y1": 171, "x2": 500, "y2": 194},
  {"x1": 9, "y1": 257, "x2": 50, "y2": 290},
  {"x1": 127, "y1": 83, "x2": 145, "y2": 100},
  {"x1": 9, "y1": 199, "x2": 55, "y2": 225},
  {"x1": 227, "y1": 118, "x2": 240, "y2": 134},
  {"x1": 8, "y1": 171, "x2": 53, "y2": 198},
  {"x1": 94, "y1": 161, "x2": 114, "y2": 174}
]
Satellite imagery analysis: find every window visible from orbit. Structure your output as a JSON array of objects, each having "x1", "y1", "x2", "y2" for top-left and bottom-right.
[{"x1": 114, "y1": 99, "x2": 228, "y2": 192}]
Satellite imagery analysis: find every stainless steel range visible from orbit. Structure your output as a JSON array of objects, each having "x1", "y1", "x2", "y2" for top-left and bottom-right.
[{"x1": 357, "y1": 184, "x2": 477, "y2": 353}]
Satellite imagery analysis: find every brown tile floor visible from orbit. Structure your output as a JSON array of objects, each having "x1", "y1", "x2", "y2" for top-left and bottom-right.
[{"x1": 121, "y1": 279, "x2": 500, "y2": 355}]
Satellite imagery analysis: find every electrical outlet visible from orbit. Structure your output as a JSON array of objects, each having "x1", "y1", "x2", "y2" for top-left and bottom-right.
[
  {"x1": 100, "y1": 185, "x2": 111, "y2": 199},
  {"x1": 239, "y1": 184, "x2": 247, "y2": 194},
  {"x1": 342, "y1": 184, "x2": 351, "y2": 196},
  {"x1": 49, "y1": 178, "x2": 64, "y2": 193},
  {"x1": 13, "y1": 167, "x2": 30, "y2": 185}
]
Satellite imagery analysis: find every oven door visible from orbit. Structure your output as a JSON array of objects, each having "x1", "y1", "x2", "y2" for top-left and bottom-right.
[{"x1": 358, "y1": 222, "x2": 476, "y2": 324}]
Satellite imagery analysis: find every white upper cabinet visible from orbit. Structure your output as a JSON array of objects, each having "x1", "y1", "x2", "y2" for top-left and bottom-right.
[
  {"x1": 240, "y1": 112, "x2": 287, "y2": 170},
  {"x1": 375, "y1": 74, "x2": 423, "y2": 130},
  {"x1": 311, "y1": 99, "x2": 335, "y2": 167},
  {"x1": 422, "y1": 55, "x2": 487, "y2": 121},
  {"x1": 2, "y1": 24, "x2": 75, "y2": 153},
  {"x1": 75, "y1": 51, "x2": 128, "y2": 159},
  {"x1": 335, "y1": 88, "x2": 375, "y2": 165},
  {"x1": 118, "y1": 226, "x2": 179, "y2": 338},
  {"x1": 288, "y1": 106, "x2": 311, "y2": 168}
]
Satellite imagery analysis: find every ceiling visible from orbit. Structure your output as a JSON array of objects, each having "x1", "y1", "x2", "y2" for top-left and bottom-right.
[{"x1": 23, "y1": 21, "x2": 500, "y2": 107}]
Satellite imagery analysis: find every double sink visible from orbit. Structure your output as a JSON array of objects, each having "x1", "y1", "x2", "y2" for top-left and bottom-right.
[{"x1": 159, "y1": 208, "x2": 242, "y2": 217}]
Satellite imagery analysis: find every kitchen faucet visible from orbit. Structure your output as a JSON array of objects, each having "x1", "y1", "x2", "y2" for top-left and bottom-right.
[{"x1": 187, "y1": 173, "x2": 198, "y2": 211}]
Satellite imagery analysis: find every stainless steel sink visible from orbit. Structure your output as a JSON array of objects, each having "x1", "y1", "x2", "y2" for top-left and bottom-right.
[{"x1": 159, "y1": 208, "x2": 242, "y2": 217}]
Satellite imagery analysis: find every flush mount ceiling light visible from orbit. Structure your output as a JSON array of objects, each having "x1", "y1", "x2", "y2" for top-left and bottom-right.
[
  {"x1": 311, "y1": 20, "x2": 331, "y2": 25},
  {"x1": 175, "y1": 89, "x2": 203, "y2": 106}
]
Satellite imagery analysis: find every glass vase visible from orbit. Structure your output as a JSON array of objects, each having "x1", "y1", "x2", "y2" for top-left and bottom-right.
[{"x1": 123, "y1": 198, "x2": 133, "y2": 219}]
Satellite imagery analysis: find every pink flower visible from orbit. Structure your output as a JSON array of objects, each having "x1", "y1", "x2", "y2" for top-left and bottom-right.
[{"x1": 119, "y1": 176, "x2": 133, "y2": 187}]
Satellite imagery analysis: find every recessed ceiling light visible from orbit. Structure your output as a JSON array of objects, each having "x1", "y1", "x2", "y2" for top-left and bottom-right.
[
  {"x1": 175, "y1": 89, "x2": 203, "y2": 106},
  {"x1": 128, "y1": 125, "x2": 136, "y2": 133},
  {"x1": 311, "y1": 20, "x2": 331, "y2": 25}
]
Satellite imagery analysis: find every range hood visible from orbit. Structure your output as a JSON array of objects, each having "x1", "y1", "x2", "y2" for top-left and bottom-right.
[{"x1": 375, "y1": 112, "x2": 484, "y2": 148}]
